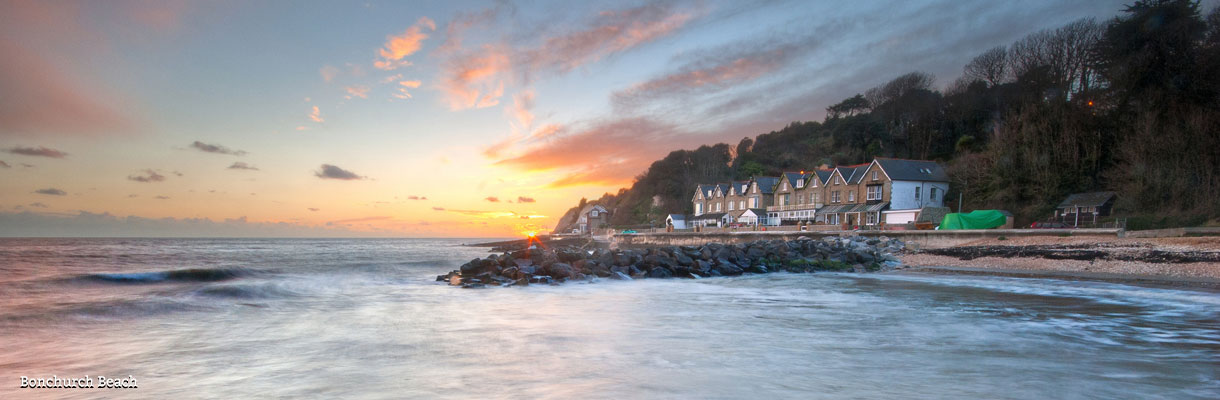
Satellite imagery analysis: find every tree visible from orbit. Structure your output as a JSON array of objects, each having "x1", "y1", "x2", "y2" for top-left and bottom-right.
[{"x1": 963, "y1": 46, "x2": 1009, "y2": 87}]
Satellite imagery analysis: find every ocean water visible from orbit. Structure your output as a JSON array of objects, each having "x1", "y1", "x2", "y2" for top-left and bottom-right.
[{"x1": 1, "y1": 238, "x2": 1217, "y2": 399}]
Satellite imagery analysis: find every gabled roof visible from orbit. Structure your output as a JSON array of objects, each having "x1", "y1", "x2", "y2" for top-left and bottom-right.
[
  {"x1": 740, "y1": 208, "x2": 767, "y2": 217},
  {"x1": 812, "y1": 169, "x2": 832, "y2": 186},
  {"x1": 715, "y1": 183, "x2": 730, "y2": 196},
  {"x1": 875, "y1": 158, "x2": 949, "y2": 182},
  {"x1": 1057, "y1": 191, "x2": 1117, "y2": 208},
  {"x1": 667, "y1": 214, "x2": 686, "y2": 221},
  {"x1": 781, "y1": 172, "x2": 808, "y2": 189},
  {"x1": 732, "y1": 181, "x2": 749, "y2": 195},
  {"x1": 579, "y1": 204, "x2": 607, "y2": 216},
  {"x1": 690, "y1": 212, "x2": 726, "y2": 221},
  {"x1": 752, "y1": 176, "x2": 780, "y2": 194},
  {"x1": 842, "y1": 164, "x2": 871, "y2": 184}
]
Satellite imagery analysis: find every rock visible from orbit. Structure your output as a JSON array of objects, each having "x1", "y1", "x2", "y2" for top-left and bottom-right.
[
  {"x1": 747, "y1": 264, "x2": 769, "y2": 274},
  {"x1": 545, "y1": 262, "x2": 576, "y2": 279},
  {"x1": 528, "y1": 275, "x2": 553, "y2": 285},
  {"x1": 610, "y1": 271, "x2": 632, "y2": 280},
  {"x1": 648, "y1": 267, "x2": 673, "y2": 278},
  {"x1": 501, "y1": 266, "x2": 521, "y2": 280}
]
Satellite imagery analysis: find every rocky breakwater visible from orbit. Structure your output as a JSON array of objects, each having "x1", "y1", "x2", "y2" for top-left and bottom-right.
[{"x1": 438, "y1": 236, "x2": 906, "y2": 288}]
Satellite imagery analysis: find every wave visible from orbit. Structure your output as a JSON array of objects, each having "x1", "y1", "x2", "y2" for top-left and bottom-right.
[
  {"x1": 83, "y1": 268, "x2": 251, "y2": 284},
  {"x1": 192, "y1": 283, "x2": 296, "y2": 300}
]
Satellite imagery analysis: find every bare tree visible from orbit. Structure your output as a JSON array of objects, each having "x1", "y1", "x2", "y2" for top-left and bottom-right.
[
  {"x1": 1007, "y1": 18, "x2": 1103, "y2": 98},
  {"x1": 865, "y1": 71, "x2": 935, "y2": 107},
  {"x1": 964, "y1": 46, "x2": 1009, "y2": 87}
]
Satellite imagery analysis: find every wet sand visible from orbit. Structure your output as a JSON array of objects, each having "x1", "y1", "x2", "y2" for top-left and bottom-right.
[{"x1": 900, "y1": 236, "x2": 1220, "y2": 286}]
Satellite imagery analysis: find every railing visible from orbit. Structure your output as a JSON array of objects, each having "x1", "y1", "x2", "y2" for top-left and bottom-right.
[{"x1": 765, "y1": 203, "x2": 823, "y2": 212}]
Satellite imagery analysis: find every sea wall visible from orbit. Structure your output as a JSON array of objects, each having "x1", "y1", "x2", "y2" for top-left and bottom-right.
[{"x1": 611, "y1": 229, "x2": 1122, "y2": 250}]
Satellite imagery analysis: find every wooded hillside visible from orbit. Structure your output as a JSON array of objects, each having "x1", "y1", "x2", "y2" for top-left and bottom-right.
[{"x1": 555, "y1": 1, "x2": 1220, "y2": 232}]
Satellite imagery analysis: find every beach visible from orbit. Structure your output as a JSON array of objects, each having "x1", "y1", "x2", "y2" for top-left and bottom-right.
[{"x1": 901, "y1": 236, "x2": 1220, "y2": 285}]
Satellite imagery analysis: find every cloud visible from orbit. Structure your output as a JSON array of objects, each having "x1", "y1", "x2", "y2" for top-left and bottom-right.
[
  {"x1": 517, "y1": 196, "x2": 535, "y2": 203},
  {"x1": 0, "y1": 210, "x2": 382, "y2": 238},
  {"x1": 394, "y1": 80, "x2": 422, "y2": 99},
  {"x1": 612, "y1": 42, "x2": 812, "y2": 111},
  {"x1": 309, "y1": 106, "x2": 324, "y2": 123},
  {"x1": 320, "y1": 65, "x2": 341, "y2": 82},
  {"x1": 314, "y1": 164, "x2": 365, "y2": 180},
  {"x1": 407, "y1": 195, "x2": 427, "y2": 200},
  {"x1": 485, "y1": 196, "x2": 500, "y2": 202},
  {"x1": 522, "y1": 3, "x2": 696, "y2": 73},
  {"x1": 308, "y1": 207, "x2": 320, "y2": 212},
  {"x1": 127, "y1": 169, "x2": 166, "y2": 183},
  {"x1": 228, "y1": 162, "x2": 259, "y2": 171},
  {"x1": 0, "y1": 160, "x2": 9, "y2": 168},
  {"x1": 154, "y1": 195, "x2": 170, "y2": 200},
  {"x1": 0, "y1": 38, "x2": 137, "y2": 137},
  {"x1": 7, "y1": 146, "x2": 68, "y2": 158},
  {"x1": 189, "y1": 141, "x2": 246, "y2": 156},
  {"x1": 28, "y1": 202, "x2": 47, "y2": 208},
  {"x1": 344, "y1": 85, "x2": 370, "y2": 99},
  {"x1": 432, "y1": 207, "x2": 445, "y2": 211},
  {"x1": 507, "y1": 90, "x2": 535, "y2": 134},
  {"x1": 437, "y1": 47, "x2": 511, "y2": 109},
  {"x1": 328, "y1": 216, "x2": 392, "y2": 225},
  {"x1": 34, "y1": 188, "x2": 67, "y2": 196},
  {"x1": 374, "y1": 17, "x2": 436, "y2": 70}
]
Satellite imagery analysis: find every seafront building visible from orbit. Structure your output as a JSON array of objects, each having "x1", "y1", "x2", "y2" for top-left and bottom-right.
[{"x1": 690, "y1": 158, "x2": 949, "y2": 228}]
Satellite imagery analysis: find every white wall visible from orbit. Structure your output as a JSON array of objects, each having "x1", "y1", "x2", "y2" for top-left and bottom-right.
[
  {"x1": 890, "y1": 181, "x2": 950, "y2": 210},
  {"x1": 884, "y1": 210, "x2": 919, "y2": 225}
]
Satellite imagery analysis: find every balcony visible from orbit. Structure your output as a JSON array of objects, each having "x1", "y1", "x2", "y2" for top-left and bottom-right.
[{"x1": 766, "y1": 203, "x2": 823, "y2": 212}]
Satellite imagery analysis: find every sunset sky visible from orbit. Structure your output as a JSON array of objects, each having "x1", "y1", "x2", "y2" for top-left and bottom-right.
[{"x1": 0, "y1": 0, "x2": 1141, "y2": 237}]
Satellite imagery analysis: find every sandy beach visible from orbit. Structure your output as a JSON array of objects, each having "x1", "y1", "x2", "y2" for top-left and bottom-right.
[{"x1": 900, "y1": 236, "x2": 1220, "y2": 285}]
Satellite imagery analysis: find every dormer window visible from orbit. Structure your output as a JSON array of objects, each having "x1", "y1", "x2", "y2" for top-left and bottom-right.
[
  {"x1": 797, "y1": 179, "x2": 804, "y2": 187},
  {"x1": 591, "y1": 210, "x2": 599, "y2": 218}
]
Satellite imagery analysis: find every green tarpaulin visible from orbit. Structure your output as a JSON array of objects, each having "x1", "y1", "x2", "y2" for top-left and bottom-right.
[{"x1": 938, "y1": 210, "x2": 1007, "y2": 230}]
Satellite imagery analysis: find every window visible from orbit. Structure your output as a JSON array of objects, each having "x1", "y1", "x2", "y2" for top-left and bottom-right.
[
  {"x1": 728, "y1": 201, "x2": 734, "y2": 211},
  {"x1": 781, "y1": 181, "x2": 788, "y2": 190},
  {"x1": 829, "y1": 214, "x2": 839, "y2": 225},
  {"x1": 739, "y1": 200, "x2": 745, "y2": 209},
  {"x1": 797, "y1": 179, "x2": 804, "y2": 188},
  {"x1": 848, "y1": 191, "x2": 856, "y2": 202},
  {"x1": 813, "y1": 193, "x2": 820, "y2": 203},
  {"x1": 872, "y1": 171, "x2": 879, "y2": 181},
  {"x1": 915, "y1": 189, "x2": 921, "y2": 201},
  {"x1": 716, "y1": 202, "x2": 722, "y2": 212},
  {"x1": 782, "y1": 194, "x2": 790, "y2": 205},
  {"x1": 797, "y1": 194, "x2": 804, "y2": 204},
  {"x1": 591, "y1": 210, "x2": 598, "y2": 218},
  {"x1": 752, "y1": 184, "x2": 757, "y2": 193},
  {"x1": 696, "y1": 203, "x2": 702, "y2": 214},
  {"x1": 931, "y1": 188, "x2": 938, "y2": 201},
  {"x1": 867, "y1": 212, "x2": 878, "y2": 225},
  {"x1": 867, "y1": 186, "x2": 882, "y2": 200},
  {"x1": 832, "y1": 191, "x2": 841, "y2": 203},
  {"x1": 749, "y1": 197, "x2": 757, "y2": 208}
]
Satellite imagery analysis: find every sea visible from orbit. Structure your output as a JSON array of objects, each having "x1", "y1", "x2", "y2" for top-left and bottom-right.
[{"x1": 0, "y1": 238, "x2": 1217, "y2": 399}]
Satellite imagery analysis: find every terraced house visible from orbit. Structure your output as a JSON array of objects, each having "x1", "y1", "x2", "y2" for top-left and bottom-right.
[{"x1": 692, "y1": 158, "x2": 949, "y2": 228}]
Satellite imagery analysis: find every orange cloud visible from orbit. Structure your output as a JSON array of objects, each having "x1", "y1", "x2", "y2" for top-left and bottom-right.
[
  {"x1": 524, "y1": 4, "x2": 695, "y2": 72},
  {"x1": 309, "y1": 106, "x2": 324, "y2": 123},
  {"x1": 394, "y1": 80, "x2": 422, "y2": 99},
  {"x1": 320, "y1": 65, "x2": 341, "y2": 82},
  {"x1": 437, "y1": 46, "x2": 511, "y2": 110},
  {"x1": 0, "y1": 38, "x2": 137, "y2": 137},
  {"x1": 374, "y1": 17, "x2": 436, "y2": 71},
  {"x1": 344, "y1": 85, "x2": 370, "y2": 99},
  {"x1": 506, "y1": 90, "x2": 535, "y2": 134}
]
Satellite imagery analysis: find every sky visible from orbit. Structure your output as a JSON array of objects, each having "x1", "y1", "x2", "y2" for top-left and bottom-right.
[{"x1": 0, "y1": 0, "x2": 1147, "y2": 237}]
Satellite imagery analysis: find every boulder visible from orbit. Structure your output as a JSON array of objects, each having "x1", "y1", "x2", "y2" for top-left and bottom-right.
[
  {"x1": 610, "y1": 271, "x2": 632, "y2": 280},
  {"x1": 648, "y1": 267, "x2": 673, "y2": 278}
]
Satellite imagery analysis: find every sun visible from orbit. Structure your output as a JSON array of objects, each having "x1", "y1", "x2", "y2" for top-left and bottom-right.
[{"x1": 524, "y1": 231, "x2": 537, "y2": 238}]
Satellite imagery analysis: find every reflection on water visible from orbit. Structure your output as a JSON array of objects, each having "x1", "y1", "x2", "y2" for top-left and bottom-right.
[{"x1": 0, "y1": 238, "x2": 1217, "y2": 399}]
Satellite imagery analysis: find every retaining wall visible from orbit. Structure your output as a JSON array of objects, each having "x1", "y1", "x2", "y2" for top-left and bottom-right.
[{"x1": 611, "y1": 229, "x2": 1122, "y2": 249}]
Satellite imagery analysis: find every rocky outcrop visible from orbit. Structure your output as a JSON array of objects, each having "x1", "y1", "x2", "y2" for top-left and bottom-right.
[{"x1": 438, "y1": 236, "x2": 906, "y2": 288}]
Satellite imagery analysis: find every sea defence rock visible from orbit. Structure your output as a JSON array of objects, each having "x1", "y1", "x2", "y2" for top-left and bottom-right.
[{"x1": 438, "y1": 236, "x2": 906, "y2": 288}]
